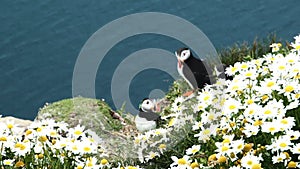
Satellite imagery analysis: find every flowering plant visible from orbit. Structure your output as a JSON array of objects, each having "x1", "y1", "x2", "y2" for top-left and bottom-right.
[
  {"x1": 133, "y1": 34, "x2": 300, "y2": 169},
  {"x1": 1, "y1": 34, "x2": 300, "y2": 169}
]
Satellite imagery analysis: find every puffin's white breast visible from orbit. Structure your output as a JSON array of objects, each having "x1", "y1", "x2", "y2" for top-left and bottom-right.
[
  {"x1": 177, "y1": 63, "x2": 194, "y2": 89},
  {"x1": 135, "y1": 115, "x2": 157, "y2": 132}
]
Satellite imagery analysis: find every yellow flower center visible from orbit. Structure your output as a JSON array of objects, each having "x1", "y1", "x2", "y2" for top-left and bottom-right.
[
  {"x1": 192, "y1": 149, "x2": 198, "y2": 154},
  {"x1": 204, "y1": 95, "x2": 210, "y2": 101},
  {"x1": 229, "y1": 105, "x2": 236, "y2": 110},
  {"x1": 279, "y1": 143, "x2": 287, "y2": 148},
  {"x1": 178, "y1": 158, "x2": 187, "y2": 165},
  {"x1": 0, "y1": 136, "x2": 7, "y2": 142},
  {"x1": 15, "y1": 161, "x2": 25, "y2": 167},
  {"x1": 39, "y1": 136, "x2": 48, "y2": 142},
  {"x1": 168, "y1": 118, "x2": 175, "y2": 127},
  {"x1": 253, "y1": 120, "x2": 263, "y2": 126},
  {"x1": 127, "y1": 166, "x2": 137, "y2": 169},
  {"x1": 284, "y1": 152, "x2": 290, "y2": 158},
  {"x1": 232, "y1": 85, "x2": 239, "y2": 90},
  {"x1": 285, "y1": 85, "x2": 294, "y2": 92},
  {"x1": 77, "y1": 166, "x2": 83, "y2": 169},
  {"x1": 247, "y1": 99, "x2": 254, "y2": 105},
  {"x1": 247, "y1": 160, "x2": 253, "y2": 166},
  {"x1": 269, "y1": 127, "x2": 275, "y2": 132},
  {"x1": 159, "y1": 144, "x2": 166, "y2": 149},
  {"x1": 74, "y1": 130, "x2": 82, "y2": 135},
  {"x1": 208, "y1": 154, "x2": 217, "y2": 162},
  {"x1": 261, "y1": 95, "x2": 269, "y2": 101},
  {"x1": 150, "y1": 153, "x2": 157, "y2": 159},
  {"x1": 101, "y1": 159, "x2": 108, "y2": 165},
  {"x1": 87, "y1": 162, "x2": 93, "y2": 167},
  {"x1": 264, "y1": 110, "x2": 272, "y2": 115},
  {"x1": 134, "y1": 139, "x2": 140, "y2": 144},
  {"x1": 224, "y1": 140, "x2": 231, "y2": 145},
  {"x1": 245, "y1": 72, "x2": 252, "y2": 77},
  {"x1": 25, "y1": 129, "x2": 32, "y2": 135},
  {"x1": 83, "y1": 146, "x2": 91, "y2": 152},
  {"x1": 7, "y1": 124, "x2": 13, "y2": 129},
  {"x1": 190, "y1": 162, "x2": 199, "y2": 169},
  {"x1": 267, "y1": 81, "x2": 274, "y2": 87},
  {"x1": 288, "y1": 161, "x2": 297, "y2": 168},
  {"x1": 38, "y1": 153, "x2": 44, "y2": 159},
  {"x1": 281, "y1": 119, "x2": 288, "y2": 125},
  {"x1": 249, "y1": 110, "x2": 255, "y2": 115},
  {"x1": 50, "y1": 131, "x2": 57, "y2": 137},
  {"x1": 241, "y1": 64, "x2": 248, "y2": 69},
  {"x1": 221, "y1": 146, "x2": 229, "y2": 152},
  {"x1": 251, "y1": 163, "x2": 262, "y2": 169},
  {"x1": 244, "y1": 144, "x2": 252, "y2": 152},
  {"x1": 231, "y1": 67, "x2": 237, "y2": 72},
  {"x1": 278, "y1": 65, "x2": 285, "y2": 70},
  {"x1": 72, "y1": 145, "x2": 78, "y2": 151},
  {"x1": 218, "y1": 156, "x2": 227, "y2": 163},
  {"x1": 36, "y1": 127, "x2": 43, "y2": 132},
  {"x1": 231, "y1": 121, "x2": 237, "y2": 127},
  {"x1": 230, "y1": 152, "x2": 236, "y2": 158},
  {"x1": 203, "y1": 129, "x2": 210, "y2": 135}
]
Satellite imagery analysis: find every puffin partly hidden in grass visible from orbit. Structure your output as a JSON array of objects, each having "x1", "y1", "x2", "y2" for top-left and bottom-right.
[
  {"x1": 135, "y1": 98, "x2": 161, "y2": 132},
  {"x1": 175, "y1": 47, "x2": 213, "y2": 95}
]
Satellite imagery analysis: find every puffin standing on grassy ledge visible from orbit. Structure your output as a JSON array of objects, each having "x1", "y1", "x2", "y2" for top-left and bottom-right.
[
  {"x1": 135, "y1": 98, "x2": 161, "y2": 132},
  {"x1": 175, "y1": 48, "x2": 213, "y2": 94}
]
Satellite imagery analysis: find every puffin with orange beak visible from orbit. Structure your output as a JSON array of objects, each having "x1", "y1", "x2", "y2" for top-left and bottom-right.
[
  {"x1": 175, "y1": 48, "x2": 212, "y2": 95},
  {"x1": 135, "y1": 98, "x2": 161, "y2": 132}
]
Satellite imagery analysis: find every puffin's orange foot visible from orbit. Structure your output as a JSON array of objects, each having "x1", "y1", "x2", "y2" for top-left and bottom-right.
[{"x1": 183, "y1": 90, "x2": 194, "y2": 97}]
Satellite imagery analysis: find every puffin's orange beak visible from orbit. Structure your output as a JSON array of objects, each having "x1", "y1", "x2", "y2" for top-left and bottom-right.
[{"x1": 178, "y1": 59, "x2": 183, "y2": 68}]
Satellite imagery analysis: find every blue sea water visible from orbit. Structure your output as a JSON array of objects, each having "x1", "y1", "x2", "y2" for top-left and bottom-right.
[{"x1": 0, "y1": 0, "x2": 300, "y2": 120}]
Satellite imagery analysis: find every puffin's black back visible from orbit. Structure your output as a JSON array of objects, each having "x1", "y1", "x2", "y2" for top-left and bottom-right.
[
  {"x1": 183, "y1": 53, "x2": 212, "y2": 89},
  {"x1": 138, "y1": 111, "x2": 160, "y2": 121}
]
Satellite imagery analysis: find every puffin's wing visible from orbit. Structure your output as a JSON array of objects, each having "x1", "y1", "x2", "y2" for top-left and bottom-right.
[
  {"x1": 192, "y1": 58, "x2": 212, "y2": 75},
  {"x1": 139, "y1": 111, "x2": 160, "y2": 121},
  {"x1": 188, "y1": 57, "x2": 212, "y2": 88}
]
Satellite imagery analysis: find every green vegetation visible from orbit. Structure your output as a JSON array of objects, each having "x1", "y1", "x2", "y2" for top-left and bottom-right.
[{"x1": 1, "y1": 34, "x2": 299, "y2": 169}]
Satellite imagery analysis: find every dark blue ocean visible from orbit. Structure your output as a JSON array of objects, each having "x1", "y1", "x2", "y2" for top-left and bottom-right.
[{"x1": 1, "y1": 0, "x2": 300, "y2": 120}]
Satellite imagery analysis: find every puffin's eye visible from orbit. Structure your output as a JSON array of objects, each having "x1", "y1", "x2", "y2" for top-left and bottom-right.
[{"x1": 146, "y1": 101, "x2": 149, "y2": 104}]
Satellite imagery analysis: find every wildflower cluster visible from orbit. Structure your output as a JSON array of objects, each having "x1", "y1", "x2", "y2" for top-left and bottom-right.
[
  {"x1": 167, "y1": 34, "x2": 300, "y2": 169},
  {"x1": 1, "y1": 34, "x2": 300, "y2": 169},
  {"x1": 133, "y1": 35, "x2": 300, "y2": 169},
  {"x1": 0, "y1": 117, "x2": 111, "y2": 169}
]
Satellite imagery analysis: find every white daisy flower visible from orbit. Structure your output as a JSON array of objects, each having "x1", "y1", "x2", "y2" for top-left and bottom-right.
[
  {"x1": 170, "y1": 155, "x2": 191, "y2": 169},
  {"x1": 186, "y1": 145, "x2": 201, "y2": 155}
]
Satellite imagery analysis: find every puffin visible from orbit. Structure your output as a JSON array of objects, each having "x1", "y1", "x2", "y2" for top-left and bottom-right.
[
  {"x1": 135, "y1": 98, "x2": 161, "y2": 132},
  {"x1": 175, "y1": 47, "x2": 213, "y2": 91}
]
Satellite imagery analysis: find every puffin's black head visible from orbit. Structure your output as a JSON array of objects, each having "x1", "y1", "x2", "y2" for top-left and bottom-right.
[
  {"x1": 139, "y1": 98, "x2": 155, "y2": 112},
  {"x1": 175, "y1": 47, "x2": 192, "y2": 63}
]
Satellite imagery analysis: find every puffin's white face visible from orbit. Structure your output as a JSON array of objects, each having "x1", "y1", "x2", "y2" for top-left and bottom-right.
[
  {"x1": 141, "y1": 99, "x2": 155, "y2": 112},
  {"x1": 176, "y1": 49, "x2": 191, "y2": 62}
]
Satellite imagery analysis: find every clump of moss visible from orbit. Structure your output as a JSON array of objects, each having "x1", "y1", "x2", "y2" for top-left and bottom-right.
[
  {"x1": 36, "y1": 97, "x2": 139, "y2": 162},
  {"x1": 36, "y1": 97, "x2": 134, "y2": 131}
]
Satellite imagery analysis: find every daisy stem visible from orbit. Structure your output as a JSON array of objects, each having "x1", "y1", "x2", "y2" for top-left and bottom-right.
[{"x1": 0, "y1": 143, "x2": 3, "y2": 167}]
